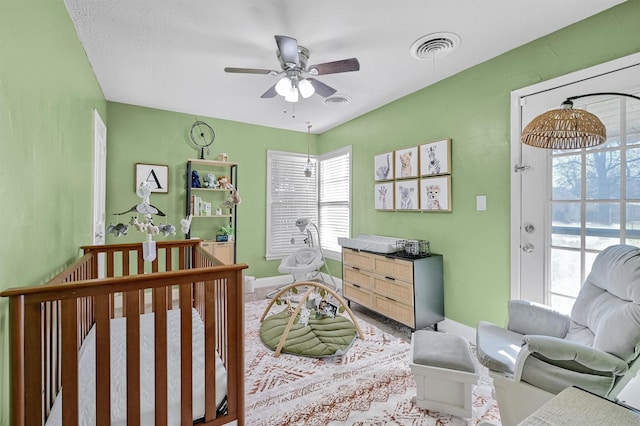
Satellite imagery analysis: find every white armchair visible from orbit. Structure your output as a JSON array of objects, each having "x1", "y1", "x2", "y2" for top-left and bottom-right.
[{"x1": 476, "y1": 245, "x2": 640, "y2": 425}]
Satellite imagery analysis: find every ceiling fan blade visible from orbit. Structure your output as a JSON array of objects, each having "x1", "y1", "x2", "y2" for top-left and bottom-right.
[
  {"x1": 224, "y1": 67, "x2": 276, "y2": 75},
  {"x1": 307, "y1": 78, "x2": 337, "y2": 97},
  {"x1": 308, "y1": 58, "x2": 360, "y2": 75},
  {"x1": 275, "y1": 35, "x2": 300, "y2": 68},
  {"x1": 260, "y1": 83, "x2": 278, "y2": 98}
]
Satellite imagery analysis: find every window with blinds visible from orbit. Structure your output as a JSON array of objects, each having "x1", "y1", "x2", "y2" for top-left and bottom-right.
[
  {"x1": 266, "y1": 147, "x2": 351, "y2": 261},
  {"x1": 319, "y1": 146, "x2": 351, "y2": 259}
]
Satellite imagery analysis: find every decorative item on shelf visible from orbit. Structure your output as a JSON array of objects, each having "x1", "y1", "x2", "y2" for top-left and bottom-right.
[
  {"x1": 191, "y1": 170, "x2": 202, "y2": 188},
  {"x1": 216, "y1": 225, "x2": 234, "y2": 242},
  {"x1": 203, "y1": 173, "x2": 219, "y2": 188},
  {"x1": 189, "y1": 120, "x2": 215, "y2": 159},
  {"x1": 521, "y1": 92, "x2": 640, "y2": 150},
  {"x1": 217, "y1": 153, "x2": 229, "y2": 162},
  {"x1": 217, "y1": 175, "x2": 233, "y2": 189}
]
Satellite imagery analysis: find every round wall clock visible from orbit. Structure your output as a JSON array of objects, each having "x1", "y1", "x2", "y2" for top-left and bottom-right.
[{"x1": 189, "y1": 120, "x2": 215, "y2": 159}]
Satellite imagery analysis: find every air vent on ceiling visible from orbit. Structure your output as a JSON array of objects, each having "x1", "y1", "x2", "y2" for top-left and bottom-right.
[
  {"x1": 322, "y1": 94, "x2": 352, "y2": 106},
  {"x1": 410, "y1": 32, "x2": 460, "y2": 60}
]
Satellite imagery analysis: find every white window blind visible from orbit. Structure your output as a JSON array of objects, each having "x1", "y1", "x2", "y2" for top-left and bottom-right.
[
  {"x1": 319, "y1": 146, "x2": 351, "y2": 259},
  {"x1": 266, "y1": 150, "x2": 318, "y2": 259},
  {"x1": 266, "y1": 147, "x2": 351, "y2": 261}
]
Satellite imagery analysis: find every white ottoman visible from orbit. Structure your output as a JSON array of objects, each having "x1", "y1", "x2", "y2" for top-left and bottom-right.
[{"x1": 410, "y1": 330, "x2": 479, "y2": 418}]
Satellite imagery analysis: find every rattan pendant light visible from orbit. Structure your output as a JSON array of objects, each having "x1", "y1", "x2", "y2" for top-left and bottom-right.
[{"x1": 521, "y1": 92, "x2": 640, "y2": 150}]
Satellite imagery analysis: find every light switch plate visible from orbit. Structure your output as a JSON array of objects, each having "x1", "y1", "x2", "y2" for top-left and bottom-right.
[{"x1": 476, "y1": 195, "x2": 487, "y2": 211}]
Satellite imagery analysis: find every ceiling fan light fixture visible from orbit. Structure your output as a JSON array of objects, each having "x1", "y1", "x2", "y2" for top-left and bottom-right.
[
  {"x1": 275, "y1": 76, "x2": 292, "y2": 96},
  {"x1": 285, "y1": 85, "x2": 299, "y2": 103},
  {"x1": 298, "y1": 79, "x2": 315, "y2": 98}
]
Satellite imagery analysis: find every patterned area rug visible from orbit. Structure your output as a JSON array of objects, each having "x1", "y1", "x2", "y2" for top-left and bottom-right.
[{"x1": 244, "y1": 299, "x2": 501, "y2": 425}]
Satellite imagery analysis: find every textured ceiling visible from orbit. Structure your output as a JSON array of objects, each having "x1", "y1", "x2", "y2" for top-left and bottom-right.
[{"x1": 64, "y1": 0, "x2": 624, "y2": 134}]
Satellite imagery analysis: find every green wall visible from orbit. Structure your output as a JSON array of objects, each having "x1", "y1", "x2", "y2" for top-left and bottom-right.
[
  {"x1": 320, "y1": 1, "x2": 640, "y2": 327},
  {"x1": 0, "y1": 2, "x2": 107, "y2": 424},
  {"x1": 104, "y1": 102, "x2": 318, "y2": 279},
  {"x1": 1, "y1": 1, "x2": 639, "y2": 424}
]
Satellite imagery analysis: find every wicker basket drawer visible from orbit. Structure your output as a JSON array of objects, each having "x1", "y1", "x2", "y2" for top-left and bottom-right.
[
  {"x1": 373, "y1": 295, "x2": 415, "y2": 328},
  {"x1": 372, "y1": 256, "x2": 413, "y2": 282},
  {"x1": 343, "y1": 249, "x2": 374, "y2": 270},
  {"x1": 373, "y1": 276, "x2": 414, "y2": 306},
  {"x1": 344, "y1": 282, "x2": 373, "y2": 306},
  {"x1": 344, "y1": 266, "x2": 373, "y2": 289}
]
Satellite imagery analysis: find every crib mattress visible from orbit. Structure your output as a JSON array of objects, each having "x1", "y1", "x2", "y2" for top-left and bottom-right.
[
  {"x1": 46, "y1": 308, "x2": 227, "y2": 426},
  {"x1": 337, "y1": 234, "x2": 402, "y2": 254}
]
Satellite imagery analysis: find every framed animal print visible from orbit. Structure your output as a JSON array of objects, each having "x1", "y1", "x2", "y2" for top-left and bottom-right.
[
  {"x1": 374, "y1": 152, "x2": 394, "y2": 181},
  {"x1": 420, "y1": 176, "x2": 452, "y2": 212},
  {"x1": 374, "y1": 182, "x2": 394, "y2": 210},
  {"x1": 395, "y1": 179, "x2": 419, "y2": 211},
  {"x1": 394, "y1": 146, "x2": 419, "y2": 179},
  {"x1": 420, "y1": 139, "x2": 451, "y2": 176}
]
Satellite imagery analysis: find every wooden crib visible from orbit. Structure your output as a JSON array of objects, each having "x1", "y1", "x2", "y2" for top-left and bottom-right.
[{"x1": 1, "y1": 239, "x2": 247, "y2": 426}]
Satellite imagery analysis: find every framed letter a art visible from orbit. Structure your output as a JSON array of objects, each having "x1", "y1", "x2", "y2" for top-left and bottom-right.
[{"x1": 135, "y1": 163, "x2": 169, "y2": 193}]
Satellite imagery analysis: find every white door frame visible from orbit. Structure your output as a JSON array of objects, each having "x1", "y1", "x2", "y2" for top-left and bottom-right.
[
  {"x1": 510, "y1": 52, "x2": 640, "y2": 300},
  {"x1": 93, "y1": 109, "x2": 107, "y2": 276}
]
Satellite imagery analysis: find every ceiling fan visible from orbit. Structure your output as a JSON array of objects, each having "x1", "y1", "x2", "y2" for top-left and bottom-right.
[{"x1": 224, "y1": 35, "x2": 360, "y2": 102}]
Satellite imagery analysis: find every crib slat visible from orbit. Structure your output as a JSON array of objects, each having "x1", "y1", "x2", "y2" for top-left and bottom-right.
[
  {"x1": 228, "y1": 270, "x2": 245, "y2": 421},
  {"x1": 153, "y1": 287, "x2": 168, "y2": 425},
  {"x1": 95, "y1": 294, "x2": 111, "y2": 426},
  {"x1": 9, "y1": 297, "x2": 25, "y2": 426},
  {"x1": 61, "y1": 298, "x2": 79, "y2": 426},
  {"x1": 179, "y1": 284, "x2": 193, "y2": 424},
  {"x1": 126, "y1": 290, "x2": 141, "y2": 425},
  {"x1": 204, "y1": 280, "x2": 216, "y2": 421},
  {"x1": 24, "y1": 302, "x2": 43, "y2": 426}
]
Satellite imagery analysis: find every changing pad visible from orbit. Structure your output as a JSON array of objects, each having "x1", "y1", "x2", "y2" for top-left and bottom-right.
[{"x1": 338, "y1": 234, "x2": 402, "y2": 254}]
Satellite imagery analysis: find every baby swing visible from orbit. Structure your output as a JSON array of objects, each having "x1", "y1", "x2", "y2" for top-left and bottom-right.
[
  {"x1": 277, "y1": 218, "x2": 326, "y2": 282},
  {"x1": 268, "y1": 218, "x2": 337, "y2": 302}
]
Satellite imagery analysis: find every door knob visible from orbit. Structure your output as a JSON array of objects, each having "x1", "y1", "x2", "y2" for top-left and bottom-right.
[{"x1": 522, "y1": 243, "x2": 534, "y2": 253}]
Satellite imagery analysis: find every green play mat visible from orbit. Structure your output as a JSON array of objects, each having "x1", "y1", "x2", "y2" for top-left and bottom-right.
[{"x1": 260, "y1": 308, "x2": 358, "y2": 358}]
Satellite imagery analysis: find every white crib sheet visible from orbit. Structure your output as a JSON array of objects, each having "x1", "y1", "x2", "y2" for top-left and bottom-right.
[{"x1": 46, "y1": 308, "x2": 228, "y2": 426}]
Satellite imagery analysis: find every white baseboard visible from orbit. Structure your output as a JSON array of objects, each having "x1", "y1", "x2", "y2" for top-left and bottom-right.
[{"x1": 253, "y1": 273, "x2": 343, "y2": 292}]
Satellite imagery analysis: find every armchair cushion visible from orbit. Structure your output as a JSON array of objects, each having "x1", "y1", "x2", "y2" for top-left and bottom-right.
[
  {"x1": 507, "y1": 300, "x2": 570, "y2": 338},
  {"x1": 569, "y1": 245, "x2": 640, "y2": 362},
  {"x1": 522, "y1": 335, "x2": 629, "y2": 375},
  {"x1": 476, "y1": 321, "x2": 524, "y2": 375}
]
